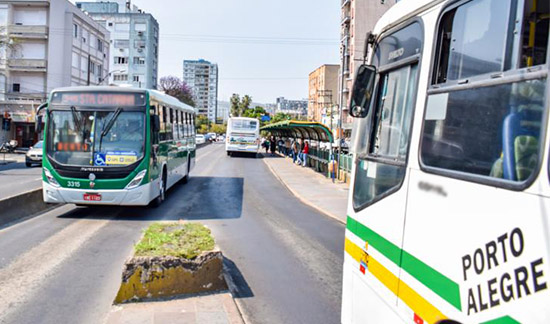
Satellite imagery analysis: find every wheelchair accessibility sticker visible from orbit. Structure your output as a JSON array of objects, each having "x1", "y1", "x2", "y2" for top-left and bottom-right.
[{"x1": 94, "y1": 153, "x2": 107, "y2": 166}]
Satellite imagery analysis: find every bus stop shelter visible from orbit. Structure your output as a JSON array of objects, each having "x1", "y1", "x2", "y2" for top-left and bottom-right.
[
  {"x1": 261, "y1": 120, "x2": 334, "y2": 143},
  {"x1": 261, "y1": 121, "x2": 336, "y2": 175}
]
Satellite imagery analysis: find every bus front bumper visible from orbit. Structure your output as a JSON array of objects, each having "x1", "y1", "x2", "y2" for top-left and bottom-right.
[{"x1": 43, "y1": 181, "x2": 156, "y2": 206}]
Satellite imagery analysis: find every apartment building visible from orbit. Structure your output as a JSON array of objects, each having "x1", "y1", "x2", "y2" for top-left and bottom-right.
[
  {"x1": 340, "y1": 0, "x2": 397, "y2": 129},
  {"x1": 308, "y1": 64, "x2": 339, "y2": 124},
  {"x1": 0, "y1": 0, "x2": 110, "y2": 147},
  {"x1": 275, "y1": 97, "x2": 308, "y2": 117},
  {"x1": 77, "y1": 0, "x2": 159, "y2": 89},
  {"x1": 183, "y1": 59, "x2": 218, "y2": 122}
]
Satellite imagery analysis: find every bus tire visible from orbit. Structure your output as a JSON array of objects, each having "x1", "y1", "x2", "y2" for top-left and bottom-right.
[
  {"x1": 227, "y1": 151, "x2": 231, "y2": 157},
  {"x1": 151, "y1": 168, "x2": 166, "y2": 207},
  {"x1": 182, "y1": 156, "x2": 190, "y2": 184}
]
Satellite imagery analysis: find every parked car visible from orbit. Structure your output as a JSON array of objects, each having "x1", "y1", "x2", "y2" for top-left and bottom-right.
[
  {"x1": 206, "y1": 132, "x2": 217, "y2": 142},
  {"x1": 25, "y1": 141, "x2": 43, "y2": 167},
  {"x1": 195, "y1": 134, "x2": 206, "y2": 144}
]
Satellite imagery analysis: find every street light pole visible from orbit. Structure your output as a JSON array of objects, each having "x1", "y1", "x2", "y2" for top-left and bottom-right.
[{"x1": 98, "y1": 69, "x2": 126, "y2": 85}]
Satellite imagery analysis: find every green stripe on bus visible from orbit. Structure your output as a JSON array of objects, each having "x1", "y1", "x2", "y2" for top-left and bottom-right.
[
  {"x1": 347, "y1": 216, "x2": 462, "y2": 311},
  {"x1": 480, "y1": 316, "x2": 520, "y2": 324}
]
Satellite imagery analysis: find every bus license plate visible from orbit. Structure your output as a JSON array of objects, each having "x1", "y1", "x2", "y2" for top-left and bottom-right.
[{"x1": 83, "y1": 193, "x2": 102, "y2": 201}]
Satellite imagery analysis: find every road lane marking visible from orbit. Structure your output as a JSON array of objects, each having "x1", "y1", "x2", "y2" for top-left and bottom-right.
[{"x1": 0, "y1": 217, "x2": 111, "y2": 321}]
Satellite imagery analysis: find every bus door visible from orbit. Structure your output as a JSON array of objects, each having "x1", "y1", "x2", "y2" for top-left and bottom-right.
[
  {"x1": 401, "y1": 0, "x2": 550, "y2": 323},
  {"x1": 344, "y1": 22, "x2": 423, "y2": 323}
]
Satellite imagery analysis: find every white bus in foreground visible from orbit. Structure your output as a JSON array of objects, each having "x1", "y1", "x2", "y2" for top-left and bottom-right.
[
  {"x1": 343, "y1": 0, "x2": 549, "y2": 323},
  {"x1": 226, "y1": 117, "x2": 260, "y2": 157}
]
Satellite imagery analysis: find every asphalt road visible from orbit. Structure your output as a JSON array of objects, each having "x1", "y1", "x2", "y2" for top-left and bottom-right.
[
  {"x1": 0, "y1": 143, "x2": 345, "y2": 324},
  {"x1": 0, "y1": 158, "x2": 42, "y2": 199}
]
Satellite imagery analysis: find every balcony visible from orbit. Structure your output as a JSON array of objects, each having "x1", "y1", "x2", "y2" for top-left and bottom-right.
[
  {"x1": 341, "y1": 15, "x2": 351, "y2": 25},
  {"x1": 3, "y1": 92, "x2": 46, "y2": 105},
  {"x1": 7, "y1": 59, "x2": 47, "y2": 72},
  {"x1": 8, "y1": 25, "x2": 48, "y2": 39}
]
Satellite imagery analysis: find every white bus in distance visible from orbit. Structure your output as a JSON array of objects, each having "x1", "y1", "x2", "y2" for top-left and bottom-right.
[
  {"x1": 342, "y1": 0, "x2": 550, "y2": 323},
  {"x1": 225, "y1": 117, "x2": 260, "y2": 157}
]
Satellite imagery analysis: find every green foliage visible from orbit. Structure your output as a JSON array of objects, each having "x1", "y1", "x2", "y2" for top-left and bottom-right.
[
  {"x1": 134, "y1": 222, "x2": 215, "y2": 259},
  {"x1": 209, "y1": 124, "x2": 227, "y2": 134},
  {"x1": 230, "y1": 94, "x2": 253, "y2": 117}
]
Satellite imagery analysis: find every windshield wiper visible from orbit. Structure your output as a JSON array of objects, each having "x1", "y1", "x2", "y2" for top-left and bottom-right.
[
  {"x1": 98, "y1": 107, "x2": 122, "y2": 153},
  {"x1": 70, "y1": 106, "x2": 82, "y2": 133}
]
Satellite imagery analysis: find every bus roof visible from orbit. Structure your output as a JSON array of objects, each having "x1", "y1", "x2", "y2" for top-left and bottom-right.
[
  {"x1": 373, "y1": 0, "x2": 445, "y2": 35},
  {"x1": 50, "y1": 86, "x2": 196, "y2": 114},
  {"x1": 229, "y1": 117, "x2": 259, "y2": 121}
]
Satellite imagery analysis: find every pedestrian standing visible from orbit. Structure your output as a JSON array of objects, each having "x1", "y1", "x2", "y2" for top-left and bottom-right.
[
  {"x1": 295, "y1": 139, "x2": 303, "y2": 164},
  {"x1": 263, "y1": 138, "x2": 270, "y2": 154},
  {"x1": 284, "y1": 138, "x2": 291, "y2": 157},
  {"x1": 302, "y1": 141, "x2": 309, "y2": 167},
  {"x1": 270, "y1": 136, "x2": 277, "y2": 156},
  {"x1": 292, "y1": 140, "x2": 299, "y2": 163},
  {"x1": 278, "y1": 137, "x2": 285, "y2": 155}
]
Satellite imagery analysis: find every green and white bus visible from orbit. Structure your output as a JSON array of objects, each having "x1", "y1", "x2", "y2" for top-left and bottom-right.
[
  {"x1": 343, "y1": 0, "x2": 549, "y2": 323},
  {"x1": 37, "y1": 86, "x2": 196, "y2": 206}
]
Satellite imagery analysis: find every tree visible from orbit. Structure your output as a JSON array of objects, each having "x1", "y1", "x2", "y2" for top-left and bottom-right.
[
  {"x1": 230, "y1": 94, "x2": 253, "y2": 117},
  {"x1": 196, "y1": 115, "x2": 209, "y2": 130},
  {"x1": 240, "y1": 95, "x2": 252, "y2": 116},
  {"x1": 158, "y1": 76, "x2": 195, "y2": 106},
  {"x1": 209, "y1": 124, "x2": 226, "y2": 134},
  {"x1": 230, "y1": 94, "x2": 240, "y2": 117}
]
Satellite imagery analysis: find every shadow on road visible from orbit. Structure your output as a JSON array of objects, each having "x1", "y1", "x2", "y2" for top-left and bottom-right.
[
  {"x1": 57, "y1": 176, "x2": 245, "y2": 222},
  {"x1": 228, "y1": 152, "x2": 260, "y2": 159},
  {"x1": 224, "y1": 256, "x2": 254, "y2": 299}
]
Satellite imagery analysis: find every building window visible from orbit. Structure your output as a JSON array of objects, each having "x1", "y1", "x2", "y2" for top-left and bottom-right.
[
  {"x1": 98, "y1": 39, "x2": 103, "y2": 52},
  {"x1": 114, "y1": 40, "x2": 129, "y2": 48},
  {"x1": 97, "y1": 64, "x2": 103, "y2": 80},
  {"x1": 135, "y1": 23, "x2": 147, "y2": 32},
  {"x1": 90, "y1": 62, "x2": 96, "y2": 75},
  {"x1": 133, "y1": 75, "x2": 143, "y2": 82},
  {"x1": 72, "y1": 52, "x2": 79, "y2": 68},
  {"x1": 133, "y1": 57, "x2": 146, "y2": 65},
  {"x1": 134, "y1": 40, "x2": 146, "y2": 49},
  {"x1": 114, "y1": 56, "x2": 129, "y2": 64},
  {"x1": 113, "y1": 74, "x2": 128, "y2": 81},
  {"x1": 115, "y1": 23, "x2": 130, "y2": 32},
  {"x1": 12, "y1": 83, "x2": 20, "y2": 92},
  {"x1": 73, "y1": 24, "x2": 78, "y2": 38}
]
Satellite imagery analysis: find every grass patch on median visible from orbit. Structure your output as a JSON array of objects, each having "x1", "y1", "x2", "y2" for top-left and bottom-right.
[{"x1": 134, "y1": 222, "x2": 215, "y2": 259}]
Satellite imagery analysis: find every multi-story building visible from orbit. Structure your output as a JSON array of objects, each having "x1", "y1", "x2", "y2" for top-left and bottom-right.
[
  {"x1": 308, "y1": 64, "x2": 339, "y2": 123},
  {"x1": 76, "y1": 0, "x2": 159, "y2": 89},
  {"x1": 0, "y1": 0, "x2": 110, "y2": 147},
  {"x1": 275, "y1": 97, "x2": 308, "y2": 117},
  {"x1": 183, "y1": 59, "x2": 218, "y2": 122},
  {"x1": 340, "y1": 0, "x2": 397, "y2": 130}
]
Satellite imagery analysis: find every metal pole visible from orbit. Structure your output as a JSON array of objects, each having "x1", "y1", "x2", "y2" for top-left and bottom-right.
[{"x1": 337, "y1": 42, "x2": 347, "y2": 181}]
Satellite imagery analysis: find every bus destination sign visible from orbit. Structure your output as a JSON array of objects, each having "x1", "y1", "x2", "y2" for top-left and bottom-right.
[{"x1": 52, "y1": 92, "x2": 146, "y2": 106}]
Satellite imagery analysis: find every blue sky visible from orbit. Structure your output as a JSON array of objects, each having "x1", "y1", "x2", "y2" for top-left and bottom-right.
[{"x1": 117, "y1": 0, "x2": 341, "y2": 103}]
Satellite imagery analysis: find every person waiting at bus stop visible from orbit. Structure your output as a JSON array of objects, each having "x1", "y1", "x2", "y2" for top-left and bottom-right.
[
  {"x1": 301, "y1": 141, "x2": 309, "y2": 167},
  {"x1": 284, "y1": 138, "x2": 291, "y2": 157},
  {"x1": 277, "y1": 137, "x2": 285, "y2": 155},
  {"x1": 291, "y1": 139, "x2": 299, "y2": 164},
  {"x1": 270, "y1": 136, "x2": 277, "y2": 156}
]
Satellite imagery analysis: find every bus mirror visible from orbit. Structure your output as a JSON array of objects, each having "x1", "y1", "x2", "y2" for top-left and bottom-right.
[
  {"x1": 151, "y1": 115, "x2": 160, "y2": 132},
  {"x1": 349, "y1": 64, "x2": 376, "y2": 118},
  {"x1": 35, "y1": 103, "x2": 47, "y2": 134},
  {"x1": 35, "y1": 115, "x2": 43, "y2": 134}
]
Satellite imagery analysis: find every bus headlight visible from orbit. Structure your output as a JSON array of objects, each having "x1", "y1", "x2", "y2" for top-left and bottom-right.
[
  {"x1": 126, "y1": 170, "x2": 147, "y2": 190},
  {"x1": 43, "y1": 167, "x2": 60, "y2": 187}
]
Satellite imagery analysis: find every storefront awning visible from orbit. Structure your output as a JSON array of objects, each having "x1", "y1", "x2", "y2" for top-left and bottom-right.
[{"x1": 261, "y1": 120, "x2": 334, "y2": 143}]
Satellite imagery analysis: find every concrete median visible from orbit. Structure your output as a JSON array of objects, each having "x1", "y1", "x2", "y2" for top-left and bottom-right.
[{"x1": 0, "y1": 188, "x2": 54, "y2": 228}]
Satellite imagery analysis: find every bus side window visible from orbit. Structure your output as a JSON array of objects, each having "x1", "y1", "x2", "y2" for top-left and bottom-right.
[
  {"x1": 167, "y1": 108, "x2": 174, "y2": 141},
  {"x1": 150, "y1": 105, "x2": 159, "y2": 145},
  {"x1": 192, "y1": 115, "x2": 195, "y2": 135},
  {"x1": 160, "y1": 106, "x2": 167, "y2": 142},
  {"x1": 184, "y1": 112, "x2": 188, "y2": 138},
  {"x1": 421, "y1": 0, "x2": 548, "y2": 183},
  {"x1": 174, "y1": 109, "x2": 180, "y2": 140}
]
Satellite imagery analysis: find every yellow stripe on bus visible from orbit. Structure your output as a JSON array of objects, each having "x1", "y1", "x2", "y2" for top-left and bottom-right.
[{"x1": 345, "y1": 238, "x2": 447, "y2": 324}]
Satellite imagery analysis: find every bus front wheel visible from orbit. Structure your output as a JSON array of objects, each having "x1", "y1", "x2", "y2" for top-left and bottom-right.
[{"x1": 151, "y1": 169, "x2": 166, "y2": 207}]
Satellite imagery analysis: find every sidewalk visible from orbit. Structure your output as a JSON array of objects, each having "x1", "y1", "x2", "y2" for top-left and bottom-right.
[
  {"x1": 0, "y1": 152, "x2": 25, "y2": 165},
  {"x1": 105, "y1": 292, "x2": 244, "y2": 324},
  {"x1": 263, "y1": 154, "x2": 348, "y2": 224}
]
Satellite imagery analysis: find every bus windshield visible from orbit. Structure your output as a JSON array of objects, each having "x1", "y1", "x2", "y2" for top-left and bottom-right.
[
  {"x1": 231, "y1": 119, "x2": 258, "y2": 132},
  {"x1": 46, "y1": 109, "x2": 145, "y2": 167}
]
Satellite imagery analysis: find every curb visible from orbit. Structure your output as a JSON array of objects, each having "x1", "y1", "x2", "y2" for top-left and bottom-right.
[
  {"x1": 223, "y1": 264, "x2": 252, "y2": 324},
  {"x1": 0, "y1": 188, "x2": 58, "y2": 228},
  {"x1": 262, "y1": 157, "x2": 346, "y2": 225}
]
